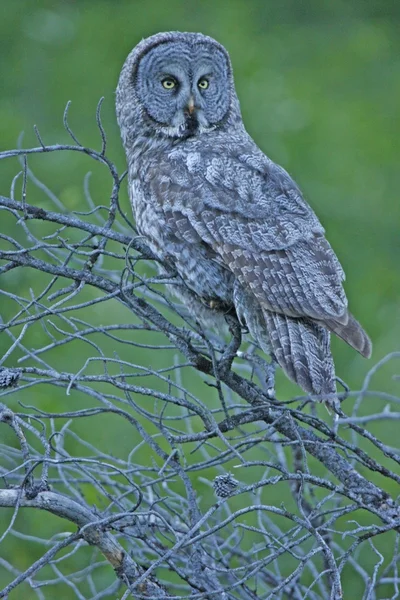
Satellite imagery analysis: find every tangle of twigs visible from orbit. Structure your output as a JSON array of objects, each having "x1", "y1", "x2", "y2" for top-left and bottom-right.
[{"x1": 0, "y1": 101, "x2": 399, "y2": 600}]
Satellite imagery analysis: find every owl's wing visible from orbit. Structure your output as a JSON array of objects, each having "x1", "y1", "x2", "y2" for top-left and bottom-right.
[{"x1": 149, "y1": 147, "x2": 370, "y2": 356}]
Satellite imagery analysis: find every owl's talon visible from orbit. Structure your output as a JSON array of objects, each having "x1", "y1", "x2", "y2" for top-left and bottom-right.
[
  {"x1": 218, "y1": 317, "x2": 242, "y2": 375},
  {"x1": 209, "y1": 299, "x2": 218, "y2": 310},
  {"x1": 265, "y1": 359, "x2": 277, "y2": 398}
]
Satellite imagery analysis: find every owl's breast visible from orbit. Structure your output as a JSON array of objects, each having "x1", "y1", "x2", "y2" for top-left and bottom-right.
[
  {"x1": 129, "y1": 176, "x2": 234, "y2": 308},
  {"x1": 129, "y1": 178, "x2": 168, "y2": 255}
]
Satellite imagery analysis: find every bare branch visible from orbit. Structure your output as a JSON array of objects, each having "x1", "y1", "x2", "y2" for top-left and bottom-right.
[
  {"x1": 0, "y1": 106, "x2": 399, "y2": 599},
  {"x1": 0, "y1": 489, "x2": 167, "y2": 598}
]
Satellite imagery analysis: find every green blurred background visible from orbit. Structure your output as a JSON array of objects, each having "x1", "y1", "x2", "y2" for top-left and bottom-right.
[{"x1": 1, "y1": 0, "x2": 400, "y2": 597}]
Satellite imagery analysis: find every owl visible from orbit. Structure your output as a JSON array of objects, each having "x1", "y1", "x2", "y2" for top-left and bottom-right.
[{"x1": 116, "y1": 31, "x2": 371, "y2": 398}]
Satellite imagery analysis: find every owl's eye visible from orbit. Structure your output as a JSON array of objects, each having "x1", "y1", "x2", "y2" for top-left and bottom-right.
[
  {"x1": 161, "y1": 77, "x2": 177, "y2": 90},
  {"x1": 197, "y1": 78, "x2": 209, "y2": 90}
]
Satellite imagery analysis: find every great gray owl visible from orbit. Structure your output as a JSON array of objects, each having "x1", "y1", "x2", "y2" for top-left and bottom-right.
[{"x1": 116, "y1": 31, "x2": 371, "y2": 397}]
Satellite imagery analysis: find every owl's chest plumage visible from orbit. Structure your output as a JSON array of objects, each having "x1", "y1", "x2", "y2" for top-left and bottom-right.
[{"x1": 128, "y1": 149, "x2": 235, "y2": 311}]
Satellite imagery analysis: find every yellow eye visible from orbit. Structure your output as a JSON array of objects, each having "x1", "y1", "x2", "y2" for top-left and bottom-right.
[
  {"x1": 161, "y1": 77, "x2": 176, "y2": 90},
  {"x1": 198, "y1": 78, "x2": 209, "y2": 90}
]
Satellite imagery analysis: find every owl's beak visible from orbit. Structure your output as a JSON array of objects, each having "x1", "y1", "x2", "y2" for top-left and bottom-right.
[{"x1": 186, "y1": 95, "x2": 195, "y2": 115}]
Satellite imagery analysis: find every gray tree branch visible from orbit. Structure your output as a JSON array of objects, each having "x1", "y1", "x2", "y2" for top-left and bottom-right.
[{"x1": 0, "y1": 107, "x2": 399, "y2": 599}]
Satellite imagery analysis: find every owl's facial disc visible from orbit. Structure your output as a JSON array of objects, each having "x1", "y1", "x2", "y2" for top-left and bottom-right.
[{"x1": 135, "y1": 41, "x2": 231, "y2": 138}]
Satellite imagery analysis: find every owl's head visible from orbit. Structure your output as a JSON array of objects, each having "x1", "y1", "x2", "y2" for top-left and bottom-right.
[{"x1": 116, "y1": 32, "x2": 241, "y2": 140}]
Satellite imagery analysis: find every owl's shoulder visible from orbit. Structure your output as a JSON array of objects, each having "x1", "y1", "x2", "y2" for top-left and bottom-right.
[
  {"x1": 161, "y1": 134, "x2": 311, "y2": 217},
  {"x1": 165, "y1": 133, "x2": 292, "y2": 186}
]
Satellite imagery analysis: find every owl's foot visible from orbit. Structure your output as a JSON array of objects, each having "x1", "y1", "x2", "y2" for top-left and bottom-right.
[
  {"x1": 209, "y1": 299, "x2": 221, "y2": 310},
  {"x1": 218, "y1": 316, "x2": 242, "y2": 375},
  {"x1": 265, "y1": 359, "x2": 277, "y2": 399}
]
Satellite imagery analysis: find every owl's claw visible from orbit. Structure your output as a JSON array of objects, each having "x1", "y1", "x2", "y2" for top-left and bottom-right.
[
  {"x1": 218, "y1": 316, "x2": 242, "y2": 375},
  {"x1": 266, "y1": 359, "x2": 277, "y2": 399},
  {"x1": 209, "y1": 299, "x2": 219, "y2": 310}
]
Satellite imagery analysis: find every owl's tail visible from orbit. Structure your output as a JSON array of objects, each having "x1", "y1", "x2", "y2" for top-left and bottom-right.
[
  {"x1": 234, "y1": 284, "x2": 337, "y2": 396},
  {"x1": 261, "y1": 310, "x2": 337, "y2": 397},
  {"x1": 323, "y1": 313, "x2": 372, "y2": 359}
]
